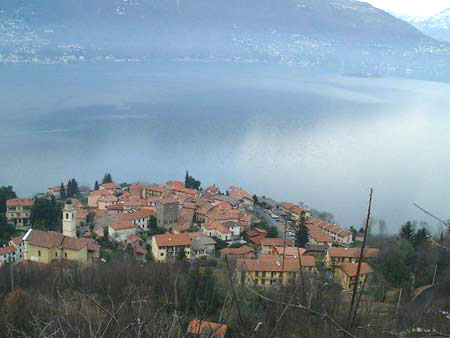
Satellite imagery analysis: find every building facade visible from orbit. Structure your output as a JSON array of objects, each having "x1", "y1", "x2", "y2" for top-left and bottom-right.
[
  {"x1": 6, "y1": 198, "x2": 33, "y2": 229},
  {"x1": 156, "y1": 199, "x2": 179, "y2": 228}
]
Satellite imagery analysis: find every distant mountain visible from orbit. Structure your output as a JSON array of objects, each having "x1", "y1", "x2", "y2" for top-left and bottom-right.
[
  {"x1": 1, "y1": 0, "x2": 450, "y2": 81},
  {"x1": 410, "y1": 8, "x2": 450, "y2": 43}
]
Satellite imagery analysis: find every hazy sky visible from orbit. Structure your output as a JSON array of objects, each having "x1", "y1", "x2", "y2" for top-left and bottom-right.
[{"x1": 367, "y1": 0, "x2": 449, "y2": 16}]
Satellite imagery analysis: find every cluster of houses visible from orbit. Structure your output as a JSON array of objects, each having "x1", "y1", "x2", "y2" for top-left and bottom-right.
[{"x1": 1, "y1": 179, "x2": 379, "y2": 291}]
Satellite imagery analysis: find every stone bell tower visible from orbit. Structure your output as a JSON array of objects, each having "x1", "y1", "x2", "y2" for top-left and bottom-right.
[{"x1": 63, "y1": 199, "x2": 77, "y2": 238}]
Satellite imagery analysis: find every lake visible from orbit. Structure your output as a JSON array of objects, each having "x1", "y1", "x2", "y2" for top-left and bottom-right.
[{"x1": 1, "y1": 61, "x2": 450, "y2": 231}]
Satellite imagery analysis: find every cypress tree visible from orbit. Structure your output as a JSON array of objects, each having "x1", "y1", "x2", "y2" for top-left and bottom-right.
[
  {"x1": 94, "y1": 180, "x2": 99, "y2": 191},
  {"x1": 295, "y1": 211, "x2": 309, "y2": 248},
  {"x1": 66, "y1": 180, "x2": 73, "y2": 198},
  {"x1": 60, "y1": 182, "x2": 66, "y2": 200},
  {"x1": 102, "y1": 173, "x2": 113, "y2": 184}
]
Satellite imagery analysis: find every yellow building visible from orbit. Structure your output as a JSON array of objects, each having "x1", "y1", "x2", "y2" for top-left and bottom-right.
[
  {"x1": 236, "y1": 255, "x2": 316, "y2": 287},
  {"x1": 325, "y1": 247, "x2": 380, "y2": 268},
  {"x1": 23, "y1": 229, "x2": 99, "y2": 265},
  {"x1": 334, "y1": 262, "x2": 373, "y2": 289}
]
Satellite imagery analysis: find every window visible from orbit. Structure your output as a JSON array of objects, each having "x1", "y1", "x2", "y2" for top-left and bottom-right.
[
  {"x1": 160, "y1": 252, "x2": 164, "y2": 256},
  {"x1": 55, "y1": 252, "x2": 58, "y2": 257},
  {"x1": 38, "y1": 250, "x2": 41, "y2": 256},
  {"x1": 65, "y1": 253, "x2": 67, "y2": 258},
  {"x1": 66, "y1": 213, "x2": 69, "y2": 219}
]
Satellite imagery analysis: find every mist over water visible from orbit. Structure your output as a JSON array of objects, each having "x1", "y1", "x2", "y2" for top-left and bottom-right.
[{"x1": 1, "y1": 62, "x2": 449, "y2": 231}]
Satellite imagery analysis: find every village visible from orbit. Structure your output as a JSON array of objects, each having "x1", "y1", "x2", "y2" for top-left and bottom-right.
[
  {"x1": 1, "y1": 174, "x2": 449, "y2": 337},
  {"x1": 1, "y1": 173, "x2": 379, "y2": 288}
]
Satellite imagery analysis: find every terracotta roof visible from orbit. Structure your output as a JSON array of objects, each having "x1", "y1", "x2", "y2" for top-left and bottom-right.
[
  {"x1": 337, "y1": 262, "x2": 374, "y2": 277},
  {"x1": 261, "y1": 238, "x2": 293, "y2": 247},
  {"x1": 0, "y1": 245, "x2": 16, "y2": 255},
  {"x1": 110, "y1": 221, "x2": 136, "y2": 230},
  {"x1": 291, "y1": 206, "x2": 308, "y2": 215},
  {"x1": 154, "y1": 233, "x2": 191, "y2": 247},
  {"x1": 221, "y1": 245, "x2": 255, "y2": 256},
  {"x1": 272, "y1": 246, "x2": 306, "y2": 257},
  {"x1": 280, "y1": 202, "x2": 297, "y2": 210},
  {"x1": 309, "y1": 218, "x2": 352, "y2": 237},
  {"x1": 205, "y1": 186, "x2": 220, "y2": 194},
  {"x1": 76, "y1": 208, "x2": 88, "y2": 220},
  {"x1": 228, "y1": 186, "x2": 252, "y2": 201},
  {"x1": 187, "y1": 320, "x2": 228, "y2": 338},
  {"x1": 100, "y1": 182, "x2": 119, "y2": 190},
  {"x1": 327, "y1": 248, "x2": 380, "y2": 259},
  {"x1": 6, "y1": 198, "x2": 33, "y2": 207},
  {"x1": 25, "y1": 230, "x2": 99, "y2": 252},
  {"x1": 128, "y1": 234, "x2": 141, "y2": 242},
  {"x1": 90, "y1": 190, "x2": 114, "y2": 197},
  {"x1": 172, "y1": 224, "x2": 191, "y2": 233},
  {"x1": 236, "y1": 257, "x2": 303, "y2": 272},
  {"x1": 135, "y1": 247, "x2": 147, "y2": 255},
  {"x1": 10, "y1": 236, "x2": 23, "y2": 247},
  {"x1": 246, "y1": 228, "x2": 267, "y2": 237},
  {"x1": 62, "y1": 237, "x2": 89, "y2": 251},
  {"x1": 144, "y1": 185, "x2": 166, "y2": 193},
  {"x1": 171, "y1": 186, "x2": 197, "y2": 196},
  {"x1": 157, "y1": 198, "x2": 178, "y2": 205},
  {"x1": 107, "y1": 204, "x2": 124, "y2": 210},
  {"x1": 26, "y1": 230, "x2": 64, "y2": 248},
  {"x1": 308, "y1": 225, "x2": 333, "y2": 243},
  {"x1": 258, "y1": 254, "x2": 316, "y2": 267},
  {"x1": 202, "y1": 222, "x2": 231, "y2": 234}
]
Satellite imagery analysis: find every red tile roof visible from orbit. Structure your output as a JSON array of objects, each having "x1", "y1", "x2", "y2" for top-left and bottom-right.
[
  {"x1": 237, "y1": 257, "x2": 302, "y2": 272},
  {"x1": 10, "y1": 236, "x2": 23, "y2": 247},
  {"x1": 154, "y1": 233, "x2": 191, "y2": 247},
  {"x1": 328, "y1": 248, "x2": 379, "y2": 258},
  {"x1": 259, "y1": 254, "x2": 316, "y2": 267},
  {"x1": 135, "y1": 247, "x2": 147, "y2": 255},
  {"x1": 110, "y1": 221, "x2": 136, "y2": 230},
  {"x1": 272, "y1": 246, "x2": 306, "y2": 257},
  {"x1": 203, "y1": 222, "x2": 231, "y2": 234},
  {"x1": 100, "y1": 183, "x2": 119, "y2": 190},
  {"x1": 25, "y1": 230, "x2": 99, "y2": 252},
  {"x1": 337, "y1": 262, "x2": 374, "y2": 277},
  {"x1": 0, "y1": 245, "x2": 16, "y2": 255},
  {"x1": 6, "y1": 198, "x2": 33, "y2": 207},
  {"x1": 261, "y1": 238, "x2": 293, "y2": 247},
  {"x1": 187, "y1": 320, "x2": 228, "y2": 338},
  {"x1": 308, "y1": 225, "x2": 333, "y2": 243},
  {"x1": 220, "y1": 245, "x2": 255, "y2": 256}
]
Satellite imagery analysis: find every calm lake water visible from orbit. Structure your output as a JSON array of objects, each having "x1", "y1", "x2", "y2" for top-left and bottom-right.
[{"x1": 1, "y1": 62, "x2": 450, "y2": 231}]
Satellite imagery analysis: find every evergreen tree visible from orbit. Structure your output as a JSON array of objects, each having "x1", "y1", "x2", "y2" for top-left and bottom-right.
[
  {"x1": 0, "y1": 186, "x2": 17, "y2": 213},
  {"x1": 102, "y1": 173, "x2": 113, "y2": 184},
  {"x1": 266, "y1": 226, "x2": 279, "y2": 238},
  {"x1": 252, "y1": 194, "x2": 258, "y2": 204},
  {"x1": 71, "y1": 179, "x2": 79, "y2": 195},
  {"x1": 400, "y1": 221, "x2": 416, "y2": 244},
  {"x1": 66, "y1": 179, "x2": 73, "y2": 198},
  {"x1": 414, "y1": 227, "x2": 431, "y2": 248},
  {"x1": 184, "y1": 171, "x2": 201, "y2": 190},
  {"x1": 94, "y1": 180, "x2": 99, "y2": 191},
  {"x1": 59, "y1": 183, "x2": 66, "y2": 200},
  {"x1": 295, "y1": 212, "x2": 309, "y2": 248},
  {"x1": 30, "y1": 196, "x2": 62, "y2": 231}
]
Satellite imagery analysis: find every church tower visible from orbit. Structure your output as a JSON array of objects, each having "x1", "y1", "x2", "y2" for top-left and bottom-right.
[{"x1": 63, "y1": 200, "x2": 77, "y2": 238}]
